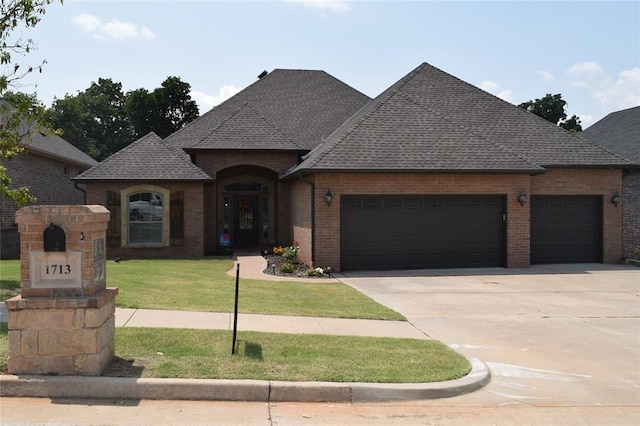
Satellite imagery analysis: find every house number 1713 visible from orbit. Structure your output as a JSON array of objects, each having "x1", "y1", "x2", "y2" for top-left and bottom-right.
[{"x1": 45, "y1": 264, "x2": 72, "y2": 275}]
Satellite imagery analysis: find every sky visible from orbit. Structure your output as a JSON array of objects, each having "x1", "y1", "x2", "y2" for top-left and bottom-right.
[{"x1": 9, "y1": 0, "x2": 640, "y2": 128}]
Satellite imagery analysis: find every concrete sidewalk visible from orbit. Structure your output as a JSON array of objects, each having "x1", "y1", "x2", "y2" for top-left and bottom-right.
[{"x1": 116, "y1": 308, "x2": 428, "y2": 339}]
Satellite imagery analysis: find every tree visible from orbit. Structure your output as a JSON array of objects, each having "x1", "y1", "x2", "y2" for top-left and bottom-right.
[
  {"x1": 152, "y1": 76, "x2": 199, "y2": 138},
  {"x1": 1, "y1": 0, "x2": 62, "y2": 206},
  {"x1": 126, "y1": 88, "x2": 157, "y2": 139},
  {"x1": 47, "y1": 78, "x2": 134, "y2": 160},
  {"x1": 49, "y1": 76, "x2": 200, "y2": 159},
  {"x1": 518, "y1": 93, "x2": 582, "y2": 133},
  {"x1": 126, "y1": 76, "x2": 199, "y2": 139}
]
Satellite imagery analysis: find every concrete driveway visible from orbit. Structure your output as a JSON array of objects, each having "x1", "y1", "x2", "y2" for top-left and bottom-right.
[{"x1": 339, "y1": 263, "x2": 640, "y2": 408}]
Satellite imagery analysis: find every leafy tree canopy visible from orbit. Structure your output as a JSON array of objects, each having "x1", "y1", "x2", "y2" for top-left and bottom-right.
[
  {"x1": 48, "y1": 76, "x2": 199, "y2": 160},
  {"x1": 1, "y1": 0, "x2": 62, "y2": 206},
  {"x1": 518, "y1": 93, "x2": 582, "y2": 133},
  {"x1": 47, "y1": 78, "x2": 133, "y2": 160}
]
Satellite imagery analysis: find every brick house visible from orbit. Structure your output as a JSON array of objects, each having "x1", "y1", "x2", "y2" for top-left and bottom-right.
[
  {"x1": 0, "y1": 100, "x2": 98, "y2": 259},
  {"x1": 74, "y1": 63, "x2": 632, "y2": 271},
  {"x1": 580, "y1": 106, "x2": 640, "y2": 260}
]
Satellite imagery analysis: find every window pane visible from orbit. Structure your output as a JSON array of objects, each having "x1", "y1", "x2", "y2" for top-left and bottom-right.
[
  {"x1": 128, "y1": 191, "x2": 163, "y2": 244},
  {"x1": 129, "y1": 222, "x2": 162, "y2": 244}
]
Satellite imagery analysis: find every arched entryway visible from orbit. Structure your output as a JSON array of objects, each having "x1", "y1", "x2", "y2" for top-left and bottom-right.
[{"x1": 217, "y1": 165, "x2": 278, "y2": 251}]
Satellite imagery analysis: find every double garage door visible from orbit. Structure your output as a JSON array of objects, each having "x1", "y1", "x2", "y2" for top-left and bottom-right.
[
  {"x1": 341, "y1": 195, "x2": 505, "y2": 271},
  {"x1": 340, "y1": 195, "x2": 603, "y2": 271}
]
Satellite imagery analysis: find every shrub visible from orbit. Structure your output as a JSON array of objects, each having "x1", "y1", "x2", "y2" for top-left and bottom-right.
[
  {"x1": 273, "y1": 246, "x2": 284, "y2": 256},
  {"x1": 280, "y1": 262, "x2": 295, "y2": 273},
  {"x1": 282, "y1": 245, "x2": 299, "y2": 263}
]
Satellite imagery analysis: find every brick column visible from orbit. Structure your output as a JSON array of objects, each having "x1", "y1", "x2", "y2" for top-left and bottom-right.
[{"x1": 6, "y1": 205, "x2": 118, "y2": 376}]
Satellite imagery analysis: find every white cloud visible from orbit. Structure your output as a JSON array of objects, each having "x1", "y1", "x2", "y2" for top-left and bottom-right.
[
  {"x1": 567, "y1": 62, "x2": 640, "y2": 109},
  {"x1": 191, "y1": 85, "x2": 244, "y2": 112},
  {"x1": 72, "y1": 14, "x2": 101, "y2": 32},
  {"x1": 536, "y1": 70, "x2": 555, "y2": 82},
  {"x1": 479, "y1": 80, "x2": 513, "y2": 103},
  {"x1": 139, "y1": 26, "x2": 157, "y2": 40},
  {"x1": 567, "y1": 62, "x2": 606, "y2": 88},
  {"x1": 577, "y1": 113, "x2": 594, "y2": 127},
  {"x1": 72, "y1": 14, "x2": 156, "y2": 41},
  {"x1": 101, "y1": 20, "x2": 138, "y2": 40},
  {"x1": 284, "y1": 0, "x2": 350, "y2": 12}
]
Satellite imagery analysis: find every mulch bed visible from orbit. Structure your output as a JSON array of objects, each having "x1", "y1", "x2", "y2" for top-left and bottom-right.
[{"x1": 261, "y1": 254, "x2": 330, "y2": 278}]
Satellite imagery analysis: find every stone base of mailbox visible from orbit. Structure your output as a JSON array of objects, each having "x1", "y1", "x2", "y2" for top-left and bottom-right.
[{"x1": 5, "y1": 288, "x2": 118, "y2": 376}]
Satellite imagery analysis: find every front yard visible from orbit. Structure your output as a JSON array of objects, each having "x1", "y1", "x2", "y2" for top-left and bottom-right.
[{"x1": 0, "y1": 257, "x2": 472, "y2": 383}]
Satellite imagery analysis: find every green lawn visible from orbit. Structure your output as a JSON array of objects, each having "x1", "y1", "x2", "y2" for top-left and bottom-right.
[
  {"x1": 109, "y1": 328, "x2": 470, "y2": 382},
  {"x1": 1, "y1": 258, "x2": 403, "y2": 320},
  {"x1": 0, "y1": 258, "x2": 473, "y2": 383},
  {"x1": 0, "y1": 260, "x2": 19, "y2": 301}
]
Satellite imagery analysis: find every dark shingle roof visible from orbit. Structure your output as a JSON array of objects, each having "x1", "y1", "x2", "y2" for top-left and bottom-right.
[
  {"x1": 0, "y1": 99, "x2": 97, "y2": 168},
  {"x1": 291, "y1": 63, "x2": 631, "y2": 175},
  {"x1": 580, "y1": 106, "x2": 640, "y2": 165},
  {"x1": 73, "y1": 132, "x2": 212, "y2": 182},
  {"x1": 188, "y1": 103, "x2": 302, "y2": 151},
  {"x1": 164, "y1": 69, "x2": 371, "y2": 152}
]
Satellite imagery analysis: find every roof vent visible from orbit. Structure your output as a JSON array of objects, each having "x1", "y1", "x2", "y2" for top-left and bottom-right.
[{"x1": 257, "y1": 70, "x2": 268, "y2": 79}]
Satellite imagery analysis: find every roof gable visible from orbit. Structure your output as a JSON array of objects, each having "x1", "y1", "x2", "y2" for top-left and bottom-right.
[
  {"x1": 299, "y1": 89, "x2": 541, "y2": 173},
  {"x1": 0, "y1": 99, "x2": 97, "y2": 168},
  {"x1": 74, "y1": 132, "x2": 212, "y2": 182},
  {"x1": 291, "y1": 63, "x2": 631, "y2": 175},
  {"x1": 164, "y1": 69, "x2": 371, "y2": 152},
  {"x1": 580, "y1": 106, "x2": 640, "y2": 165},
  {"x1": 189, "y1": 103, "x2": 303, "y2": 151}
]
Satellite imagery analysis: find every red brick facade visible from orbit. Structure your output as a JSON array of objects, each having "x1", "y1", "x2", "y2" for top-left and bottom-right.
[
  {"x1": 1, "y1": 152, "x2": 89, "y2": 259},
  {"x1": 85, "y1": 182, "x2": 205, "y2": 258},
  {"x1": 82, "y1": 152, "x2": 623, "y2": 269},
  {"x1": 289, "y1": 169, "x2": 623, "y2": 271},
  {"x1": 530, "y1": 168, "x2": 623, "y2": 264}
]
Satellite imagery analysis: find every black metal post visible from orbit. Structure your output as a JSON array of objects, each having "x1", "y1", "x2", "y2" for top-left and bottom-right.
[{"x1": 231, "y1": 263, "x2": 240, "y2": 355}]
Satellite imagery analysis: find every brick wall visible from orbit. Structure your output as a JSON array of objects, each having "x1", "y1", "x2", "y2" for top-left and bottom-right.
[
  {"x1": 1, "y1": 152, "x2": 90, "y2": 259},
  {"x1": 85, "y1": 182, "x2": 205, "y2": 258},
  {"x1": 288, "y1": 178, "x2": 313, "y2": 266},
  {"x1": 291, "y1": 169, "x2": 623, "y2": 272},
  {"x1": 196, "y1": 151, "x2": 299, "y2": 252},
  {"x1": 530, "y1": 168, "x2": 623, "y2": 263},
  {"x1": 622, "y1": 171, "x2": 639, "y2": 260},
  {"x1": 303, "y1": 173, "x2": 531, "y2": 271}
]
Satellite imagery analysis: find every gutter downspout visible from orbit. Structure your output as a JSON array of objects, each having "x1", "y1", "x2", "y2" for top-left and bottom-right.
[
  {"x1": 298, "y1": 173, "x2": 315, "y2": 267},
  {"x1": 74, "y1": 182, "x2": 87, "y2": 205}
]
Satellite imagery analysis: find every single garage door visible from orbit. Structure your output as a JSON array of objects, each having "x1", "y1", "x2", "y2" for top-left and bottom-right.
[
  {"x1": 341, "y1": 195, "x2": 505, "y2": 271},
  {"x1": 530, "y1": 196, "x2": 602, "y2": 264}
]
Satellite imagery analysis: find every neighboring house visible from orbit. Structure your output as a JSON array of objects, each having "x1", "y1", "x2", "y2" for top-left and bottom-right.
[
  {"x1": 0, "y1": 100, "x2": 99, "y2": 259},
  {"x1": 75, "y1": 63, "x2": 632, "y2": 271},
  {"x1": 580, "y1": 106, "x2": 640, "y2": 260}
]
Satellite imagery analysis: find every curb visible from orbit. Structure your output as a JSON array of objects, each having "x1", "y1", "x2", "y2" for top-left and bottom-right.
[{"x1": 0, "y1": 358, "x2": 490, "y2": 402}]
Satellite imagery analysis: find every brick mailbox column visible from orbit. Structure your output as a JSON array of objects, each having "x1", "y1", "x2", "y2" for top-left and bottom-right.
[{"x1": 6, "y1": 205, "x2": 118, "y2": 376}]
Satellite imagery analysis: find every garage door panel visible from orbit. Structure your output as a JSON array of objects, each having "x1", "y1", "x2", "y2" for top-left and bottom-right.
[
  {"x1": 531, "y1": 196, "x2": 602, "y2": 264},
  {"x1": 341, "y1": 195, "x2": 504, "y2": 271}
]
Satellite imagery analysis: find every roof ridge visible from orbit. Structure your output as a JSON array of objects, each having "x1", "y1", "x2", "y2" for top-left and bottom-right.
[
  {"x1": 189, "y1": 102, "x2": 301, "y2": 151},
  {"x1": 75, "y1": 132, "x2": 162, "y2": 179},
  {"x1": 298, "y1": 65, "x2": 429, "y2": 170},
  {"x1": 574, "y1": 131, "x2": 637, "y2": 166},
  {"x1": 395, "y1": 89, "x2": 542, "y2": 170},
  {"x1": 242, "y1": 103, "x2": 304, "y2": 150},
  {"x1": 157, "y1": 136, "x2": 212, "y2": 179}
]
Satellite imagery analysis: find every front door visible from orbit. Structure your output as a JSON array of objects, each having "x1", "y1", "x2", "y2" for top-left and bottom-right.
[{"x1": 234, "y1": 196, "x2": 259, "y2": 247}]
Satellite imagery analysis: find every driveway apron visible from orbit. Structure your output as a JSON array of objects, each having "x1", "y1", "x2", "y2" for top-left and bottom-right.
[{"x1": 339, "y1": 264, "x2": 640, "y2": 407}]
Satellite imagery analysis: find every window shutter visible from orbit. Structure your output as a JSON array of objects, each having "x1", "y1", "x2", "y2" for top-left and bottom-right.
[
  {"x1": 106, "y1": 191, "x2": 121, "y2": 247},
  {"x1": 170, "y1": 191, "x2": 184, "y2": 246}
]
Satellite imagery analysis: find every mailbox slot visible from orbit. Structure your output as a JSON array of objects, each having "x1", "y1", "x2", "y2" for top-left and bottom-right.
[{"x1": 44, "y1": 223, "x2": 66, "y2": 252}]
